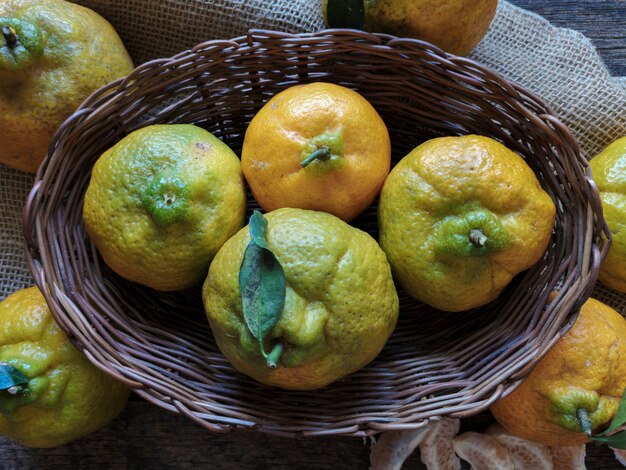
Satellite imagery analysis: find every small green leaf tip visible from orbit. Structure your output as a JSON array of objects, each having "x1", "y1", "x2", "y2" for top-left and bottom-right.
[
  {"x1": 239, "y1": 212, "x2": 287, "y2": 368},
  {"x1": 0, "y1": 363, "x2": 28, "y2": 394}
]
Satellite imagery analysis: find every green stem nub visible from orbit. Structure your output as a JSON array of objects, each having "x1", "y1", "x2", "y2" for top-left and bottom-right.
[
  {"x1": 2, "y1": 26, "x2": 17, "y2": 48},
  {"x1": 577, "y1": 408, "x2": 593, "y2": 436},
  {"x1": 265, "y1": 342, "x2": 284, "y2": 369},
  {"x1": 469, "y1": 228, "x2": 488, "y2": 248},
  {"x1": 301, "y1": 146, "x2": 331, "y2": 168}
]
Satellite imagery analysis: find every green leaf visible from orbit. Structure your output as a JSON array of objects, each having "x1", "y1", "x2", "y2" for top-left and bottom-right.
[
  {"x1": 249, "y1": 210, "x2": 269, "y2": 250},
  {"x1": 239, "y1": 212, "x2": 286, "y2": 368},
  {"x1": 324, "y1": 0, "x2": 365, "y2": 29},
  {"x1": 598, "y1": 388, "x2": 626, "y2": 436},
  {"x1": 240, "y1": 243, "x2": 285, "y2": 341},
  {"x1": 0, "y1": 363, "x2": 28, "y2": 393},
  {"x1": 592, "y1": 432, "x2": 626, "y2": 450}
]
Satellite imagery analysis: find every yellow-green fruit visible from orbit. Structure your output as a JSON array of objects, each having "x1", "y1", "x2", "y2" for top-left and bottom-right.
[
  {"x1": 491, "y1": 298, "x2": 626, "y2": 446},
  {"x1": 322, "y1": 0, "x2": 498, "y2": 56},
  {"x1": 0, "y1": 0, "x2": 134, "y2": 173},
  {"x1": 0, "y1": 287, "x2": 129, "y2": 448},
  {"x1": 590, "y1": 137, "x2": 626, "y2": 292},
  {"x1": 203, "y1": 208, "x2": 399, "y2": 390},
  {"x1": 378, "y1": 135, "x2": 556, "y2": 312},
  {"x1": 83, "y1": 124, "x2": 246, "y2": 291},
  {"x1": 365, "y1": 0, "x2": 497, "y2": 55}
]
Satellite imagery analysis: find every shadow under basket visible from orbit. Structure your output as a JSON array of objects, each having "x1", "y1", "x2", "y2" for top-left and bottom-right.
[{"x1": 23, "y1": 29, "x2": 608, "y2": 438}]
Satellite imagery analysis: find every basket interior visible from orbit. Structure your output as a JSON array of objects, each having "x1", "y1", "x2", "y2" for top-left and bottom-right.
[{"x1": 25, "y1": 30, "x2": 605, "y2": 437}]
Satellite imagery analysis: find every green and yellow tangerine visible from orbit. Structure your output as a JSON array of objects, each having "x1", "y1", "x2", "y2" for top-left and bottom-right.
[
  {"x1": 0, "y1": 341, "x2": 80, "y2": 418},
  {"x1": 0, "y1": 288, "x2": 130, "y2": 448},
  {"x1": 590, "y1": 137, "x2": 626, "y2": 292},
  {"x1": 0, "y1": 363, "x2": 29, "y2": 414},
  {"x1": 434, "y1": 207, "x2": 508, "y2": 257},
  {"x1": 0, "y1": 18, "x2": 44, "y2": 71},
  {"x1": 141, "y1": 172, "x2": 191, "y2": 226},
  {"x1": 547, "y1": 387, "x2": 618, "y2": 435},
  {"x1": 204, "y1": 208, "x2": 399, "y2": 390},
  {"x1": 237, "y1": 288, "x2": 331, "y2": 369},
  {"x1": 299, "y1": 129, "x2": 345, "y2": 175},
  {"x1": 0, "y1": 362, "x2": 66, "y2": 415}
]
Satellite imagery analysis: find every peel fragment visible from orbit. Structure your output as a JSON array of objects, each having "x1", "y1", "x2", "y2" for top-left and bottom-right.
[
  {"x1": 486, "y1": 423, "x2": 553, "y2": 469},
  {"x1": 453, "y1": 431, "x2": 515, "y2": 470},
  {"x1": 550, "y1": 445, "x2": 586, "y2": 470},
  {"x1": 419, "y1": 418, "x2": 461, "y2": 470},
  {"x1": 613, "y1": 448, "x2": 626, "y2": 467},
  {"x1": 370, "y1": 428, "x2": 429, "y2": 470}
]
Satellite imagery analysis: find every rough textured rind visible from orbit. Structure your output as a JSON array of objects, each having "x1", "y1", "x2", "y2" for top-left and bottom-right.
[
  {"x1": 203, "y1": 208, "x2": 399, "y2": 390},
  {"x1": 241, "y1": 82, "x2": 391, "y2": 222},
  {"x1": 491, "y1": 298, "x2": 626, "y2": 446},
  {"x1": 0, "y1": 287, "x2": 129, "y2": 448},
  {"x1": 378, "y1": 135, "x2": 556, "y2": 312},
  {"x1": 363, "y1": 0, "x2": 498, "y2": 56},
  {"x1": 0, "y1": 0, "x2": 133, "y2": 172},
  {"x1": 589, "y1": 137, "x2": 626, "y2": 293},
  {"x1": 83, "y1": 124, "x2": 246, "y2": 291}
]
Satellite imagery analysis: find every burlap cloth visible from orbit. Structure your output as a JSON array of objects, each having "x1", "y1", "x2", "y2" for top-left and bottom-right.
[{"x1": 1, "y1": 1, "x2": 625, "y2": 316}]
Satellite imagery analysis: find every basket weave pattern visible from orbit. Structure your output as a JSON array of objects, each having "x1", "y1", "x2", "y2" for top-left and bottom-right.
[{"x1": 23, "y1": 30, "x2": 608, "y2": 437}]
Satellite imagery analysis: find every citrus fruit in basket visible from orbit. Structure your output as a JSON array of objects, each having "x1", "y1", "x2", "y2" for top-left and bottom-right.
[
  {"x1": 0, "y1": 287, "x2": 129, "y2": 448},
  {"x1": 491, "y1": 297, "x2": 626, "y2": 447},
  {"x1": 0, "y1": 0, "x2": 133, "y2": 173},
  {"x1": 241, "y1": 82, "x2": 391, "y2": 222},
  {"x1": 590, "y1": 136, "x2": 626, "y2": 293},
  {"x1": 322, "y1": 0, "x2": 498, "y2": 56},
  {"x1": 83, "y1": 124, "x2": 246, "y2": 291},
  {"x1": 203, "y1": 208, "x2": 399, "y2": 390},
  {"x1": 378, "y1": 135, "x2": 556, "y2": 312}
]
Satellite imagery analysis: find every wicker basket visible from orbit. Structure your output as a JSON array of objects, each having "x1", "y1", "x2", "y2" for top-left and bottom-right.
[{"x1": 23, "y1": 29, "x2": 608, "y2": 438}]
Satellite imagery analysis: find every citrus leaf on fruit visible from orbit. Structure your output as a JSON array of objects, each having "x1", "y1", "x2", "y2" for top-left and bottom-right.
[
  {"x1": 593, "y1": 432, "x2": 626, "y2": 450},
  {"x1": 325, "y1": 0, "x2": 365, "y2": 29},
  {"x1": 240, "y1": 211, "x2": 286, "y2": 368},
  {"x1": 589, "y1": 388, "x2": 626, "y2": 449},
  {"x1": 0, "y1": 363, "x2": 28, "y2": 393},
  {"x1": 249, "y1": 210, "x2": 270, "y2": 250},
  {"x1": 598, "y1": 388, "x2": 626, "y2": 436}
]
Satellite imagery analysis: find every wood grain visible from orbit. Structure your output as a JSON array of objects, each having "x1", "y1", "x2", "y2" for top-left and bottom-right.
[
  {"x1": 510, "y1": 0, "x2": 626, "y2": 76},
  {"x1": 1, "y1": 1, "x2": 624, "y2": 468},
  {"x1": 0, "y1": 402, "x2": 620, "y2": 469}
]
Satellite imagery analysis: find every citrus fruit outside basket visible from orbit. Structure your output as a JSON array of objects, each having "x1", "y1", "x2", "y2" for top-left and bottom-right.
[{"x1": 23, "y1": 29, "x2": 608, "y2": 437}]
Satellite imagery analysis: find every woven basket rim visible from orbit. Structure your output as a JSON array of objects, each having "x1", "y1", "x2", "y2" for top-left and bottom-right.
[{"x1": 22, "y1": 28, "x2": 609, "y2": 438}]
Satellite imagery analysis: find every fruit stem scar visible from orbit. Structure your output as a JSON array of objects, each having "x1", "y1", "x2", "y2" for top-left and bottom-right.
[
  {"x1": 2, "y1": 26, "x2": 18, "y2": 48},
  {"x1": 163, "y1": 193, "x2": 175, "y2": 205},
  {"x1": 265, "y1": 342, "x2": 284, "y2": 368},
  {"x1": 301, "y1": 146, "x2": 331, "y2": 168},
  {"x1": 469, "y1": 228, "x2": 488, "y2": 248},
  {"x1": 576, "y1": 408, "x2": 593, "y2": 436}
]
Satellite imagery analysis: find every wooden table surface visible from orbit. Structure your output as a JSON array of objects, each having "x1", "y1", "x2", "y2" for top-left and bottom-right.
[{"x1": 2, "y1": 1, "x2": 625, "y2": 468}]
